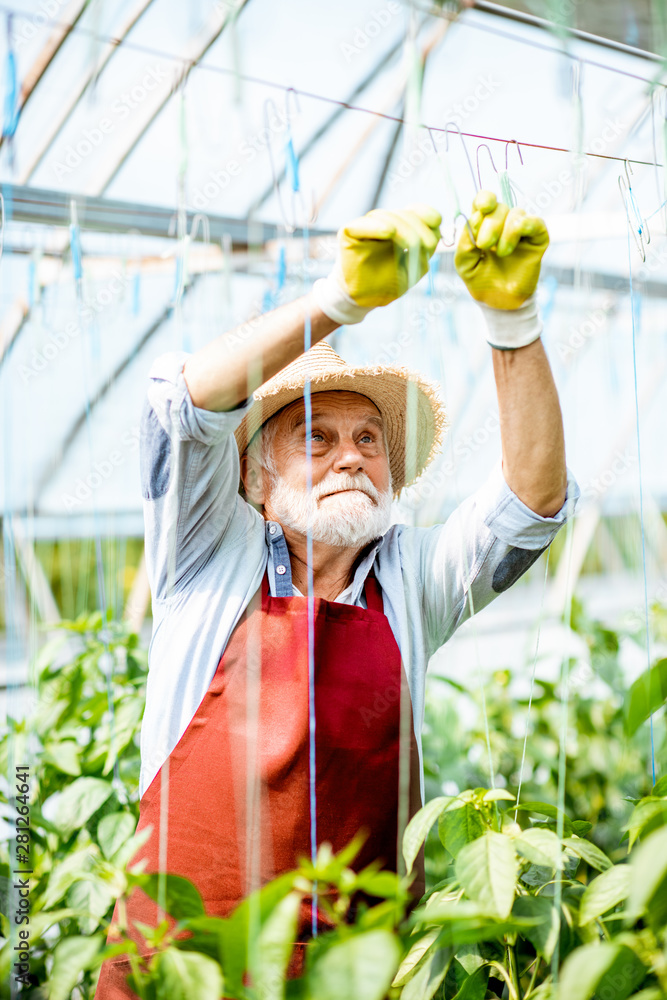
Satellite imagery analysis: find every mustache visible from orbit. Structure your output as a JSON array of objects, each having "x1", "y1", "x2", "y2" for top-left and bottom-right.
[{"x1": 311, "y1": 473, "x2": 382, "y2": 505}]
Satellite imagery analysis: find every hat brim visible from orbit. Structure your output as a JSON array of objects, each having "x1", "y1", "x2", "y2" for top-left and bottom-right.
[{"x1": 235, "y1": 362, "x2": 447, "y2": 494}]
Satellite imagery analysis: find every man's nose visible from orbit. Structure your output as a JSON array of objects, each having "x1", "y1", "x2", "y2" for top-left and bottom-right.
[{"x1": 332, "y1": 440, "x2": 365, "y2": 474}]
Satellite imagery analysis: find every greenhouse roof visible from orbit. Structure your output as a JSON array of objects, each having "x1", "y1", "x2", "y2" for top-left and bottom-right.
[{"x1": 1, "y1": 0, "x2": 667, "y2": 548}]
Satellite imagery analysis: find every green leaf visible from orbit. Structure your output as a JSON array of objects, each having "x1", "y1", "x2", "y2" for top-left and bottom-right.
[
  {"x1": 557, "y1": 943, "x2": 645, "y2": 1000},
  {"x1": 514, "y1": 828, "x2": 563, "y2": 870},
  {"x1": 652, "y1": 774, "x2": 667, "y2": 796},
  {"x1": 217, "y1": 872, "x2": 296, "y2": 994},
  {"x1": 625, "y1": 797, "x2": 667, "y2": 849},
  {"x1": 50, "y1": 777, "x2": 114, "y2": 838},
  {"x1": 455, "y1": 832, "x2": 517, "y2": 920},
  {"x1": 251, "y1": 891, "x2": 302, "y2": 1000},
  {"x1": 151, "y1": 949, "x2": 223, "y2": 1000},
  {"x1": 44, "y1": 739, "x2": 81, "y2": 776},
  {"x1": 131, "y1": 873, "x2": 206, "y2": 921},
  {"x1": 624, "y1": 657, "x2": 667, "y2": 736},
  {"x1": 67, "y1": 877, "x2": 114, "y2": 935},
  {"x1": 452, "y1": 965, "x2": 489, "y2": 1000},
  {"x1": 403, "y1": 797, "x2": 451, "y2": 874},
  {"x1": 97, "y1": 811, "x2": 137, "y2": 861},
  {"x1": 562, "y1": 836, "x2": 612, "y2": 872},
  {"x1": 572, "y1": 821, "x2": 593, "y2": 836},
  {"x1": 42, "y1": 845, "x2": 98, "y2": 910},
  {"x1": 482, "y1": 789, "x2": 515, "y2": 803},
  {"x1": 579, "y1": 865, "x2": 631, "y2": 925},
  {"x1": 438, "y1": 801, "x2": 486, "y2": 858},
  {"x1": 518, "y1": 802, "x2": 573, "y2": 836},
  {"x1": 512, "y1": 895, "x2": 560, "y2": 962},
  {"x1": 48, "y1": 934, "x2": 104, "y2": 1000},
  {"x1": 627, "y1": 826, "x2": 667, "y2": 927},
  {"x1": 392, "y1": 929, "x2": 440, "y2": 988},
  {"x1": 307, "y1": 930, "x2": 400, "y2": 1000},
  {"x1": 399, "y1": 944, "x2": 452, "y2": 1000}
]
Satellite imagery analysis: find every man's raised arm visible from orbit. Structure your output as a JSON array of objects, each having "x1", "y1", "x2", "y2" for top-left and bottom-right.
[
  {"x1": 184, "y1": 205, "x2": 443, "y2": 413},
  {"x1": 455, "y1": 192, "x2": 567, "y2": 518}
]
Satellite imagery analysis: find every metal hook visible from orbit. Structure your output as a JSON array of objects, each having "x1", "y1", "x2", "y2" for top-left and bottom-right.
[
  {"x1": 427, "y1": 126, "x2": 476, "y2": 247},
  {"x1": 505, "y1": 140, "x2": 524, "y2": 171},
  {"x1": 264, "y1": 97, "x2": 295, "y2": 233},
  {"x1": 189, "y1": 212, "x2": 210, "y2": 245},
  {"x1": 624, "y1": 159, "x2": 634, "y2": 186},
  {"x1": 476, "y1": 143, "x2": 498, "y2": 190},
  {"x1": 619, "y1": 165, "x2": 650, "y2": 263},
  {"x1": 442, "y1": 120, "x2": 479, "y2": 193}
]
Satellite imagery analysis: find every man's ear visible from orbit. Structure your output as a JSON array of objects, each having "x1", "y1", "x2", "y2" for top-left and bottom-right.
[{"x1": 240, "y1": 452, "x2": 267, "y2": 505}]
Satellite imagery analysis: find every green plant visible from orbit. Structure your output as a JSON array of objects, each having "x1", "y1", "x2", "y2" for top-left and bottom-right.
[
  {"x1": 0, "y1": 613, "x2": 147, "y2": 998},
  {"x1": 397, "y1": 780, "x2": 667, "y2": 999},
  {"x1": 2, "y1": 600, "x2": 666, "y2": 999}
]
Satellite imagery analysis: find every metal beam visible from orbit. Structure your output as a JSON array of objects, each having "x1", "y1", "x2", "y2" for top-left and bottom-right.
[
  {"x1": 94, "y1": 0, "x2": 252, "y2": 196},
  {"x1": 33, "y1": 274, "x2": 205, "y2": 504},
  {"x1": 438, "y1": 0, "x2": 664, "y2": 63},
  {"x1": 1, "y1": 0, "x2": 89, "y2": 155},
  {"x1": 19, "y1": 0, "x2": 158, "y2": 185},
  {"x1": 1, "y1": 183, "x2": 322, "y2": 245},
  {"x1": 248, "y1": 27, "x2": 412, "y2": 216}
]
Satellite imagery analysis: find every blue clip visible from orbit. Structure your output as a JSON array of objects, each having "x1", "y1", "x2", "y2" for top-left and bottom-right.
[
  {"x1": 132, "y1": 272, "x2": 141, "y2": 315},
  {"x1": 69, "y1": 223, "x2": 83, "y2": 283},
  {"x1": 285, "y1": 136, "x2": 300, "y2": 193},
  {"x1": 276, "y1": 244, "x2": 286, "y2": 290},
  {"x1": 2, "y1": 24, "x2": 18, "y2": 139},
  {"x1": 28, "y1": 257, "x2": 35, "y2": 308}
]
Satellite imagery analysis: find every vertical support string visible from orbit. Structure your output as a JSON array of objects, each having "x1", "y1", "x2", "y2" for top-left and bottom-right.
[
  {"x1": 515, "y1": 548, "x2": 551, "y2": 819},
  {"x1": 627, "y1": 226, "x2": 656, "y2": 784},
  {"x1": 69, "y1": 201, "x2": 120, "y2": 790}
]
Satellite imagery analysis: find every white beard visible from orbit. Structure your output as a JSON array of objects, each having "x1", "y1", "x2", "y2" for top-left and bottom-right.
[{"x1": 268, "y1": 471, "x2": 393, "y2": 548}]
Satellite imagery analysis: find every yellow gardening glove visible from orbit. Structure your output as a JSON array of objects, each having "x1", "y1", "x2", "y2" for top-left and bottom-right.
[
  {"x1": 313, "y1": 204, "x2": 442, "y2": 324},
  {"x1": 454, "y1": 191, "x2": 549, "y2": 310}
]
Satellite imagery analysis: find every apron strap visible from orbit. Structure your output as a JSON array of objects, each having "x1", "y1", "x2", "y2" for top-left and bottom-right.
[
  {"x1": 363, "y1": 572, "x2": 384, "y2": 613},
  {"x1": 261, "y1": 565, "x2": 384, "y2": 614}
]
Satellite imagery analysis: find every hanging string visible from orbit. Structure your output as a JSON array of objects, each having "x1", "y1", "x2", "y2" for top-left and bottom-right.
[
  {"x1": 552, "y1": 57, "x2": 584, "y2": 985},
  {"x1": 69, "y1": 200, "x2": 121, "y2": 790},
  {"x1": 426, "y1": 142, "x2": 496, "y2": 791},
  {"x1": 514, "y1": 547, "x2": 551, "y2": 819},
  {"x1": 626, "y1": 215, "x2": 657, "y2": 784}
]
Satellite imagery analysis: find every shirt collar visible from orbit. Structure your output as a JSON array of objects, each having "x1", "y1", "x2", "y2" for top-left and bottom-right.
[{"x1": 264, "y1": 520, "x2": 383, "y2": 601}]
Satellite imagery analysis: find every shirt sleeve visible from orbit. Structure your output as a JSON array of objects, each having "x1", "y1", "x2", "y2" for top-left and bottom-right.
[
  {"x1": 413, "y1": 462, "x2": 579, "y2": 657},
  {"x1": 141, "y1": 351, "x2": 258, "y2": 602}
]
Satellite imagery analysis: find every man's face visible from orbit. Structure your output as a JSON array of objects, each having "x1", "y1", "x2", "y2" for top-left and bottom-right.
[{"x1": 249, "y1": 391, "x2": 394, "y2": 549}]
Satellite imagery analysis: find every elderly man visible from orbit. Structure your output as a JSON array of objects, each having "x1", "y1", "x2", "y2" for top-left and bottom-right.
[{"x1": 97, "y1": 193, "x2": 576, "y2": 996}]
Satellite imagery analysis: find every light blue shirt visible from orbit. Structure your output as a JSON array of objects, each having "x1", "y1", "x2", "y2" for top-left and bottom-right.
[{"x1": 139, "y1": 351, "x2": 578, "y2": 798}]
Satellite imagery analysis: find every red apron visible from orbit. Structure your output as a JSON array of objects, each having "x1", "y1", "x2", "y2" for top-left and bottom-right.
[{"x1": 96, "y1": 572, "x2": 422, "y2": 998}]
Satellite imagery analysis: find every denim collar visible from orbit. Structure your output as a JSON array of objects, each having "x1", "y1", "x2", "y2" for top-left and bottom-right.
[{"x1": 264, "y1": 521, "x2": 382, "y2": 601}]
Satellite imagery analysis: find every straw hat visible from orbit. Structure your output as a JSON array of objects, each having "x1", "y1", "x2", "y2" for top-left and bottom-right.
[{"x1": 234, "y1": 341, "x2": 447, "y2": 493}]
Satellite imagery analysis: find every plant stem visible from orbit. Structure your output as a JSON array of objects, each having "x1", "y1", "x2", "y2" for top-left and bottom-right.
[
  {"x1": 524, "y1": 957, "x2": 541, "y2": 999},
  {"x1": 509, "y1": 942, "x2": 523, "y2": 1000}
]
